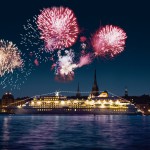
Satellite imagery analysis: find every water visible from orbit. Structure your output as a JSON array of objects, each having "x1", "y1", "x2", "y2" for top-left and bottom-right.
[{"x1": 0, "y1": 115, "x2": 150, "y2": 150}]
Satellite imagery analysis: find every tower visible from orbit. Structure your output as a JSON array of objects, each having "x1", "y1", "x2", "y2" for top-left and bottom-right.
[
  {"x1": 125, "y1": 87, "x2": 128, "y2": 97},
  {"x1": 76, "y1": 83, "x2": 81, "y2": 98},
  {"x1": 91, "y1": 69, "x2": 99, "y2": 96}
]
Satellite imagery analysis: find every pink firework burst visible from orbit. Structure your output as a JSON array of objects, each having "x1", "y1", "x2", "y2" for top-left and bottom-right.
[
  {"x1": 92, "y1": 25, "x2": 127, "y2": 57},
  {"x1": 37, "y1": 7, "x2": 79, "y2": 50}
]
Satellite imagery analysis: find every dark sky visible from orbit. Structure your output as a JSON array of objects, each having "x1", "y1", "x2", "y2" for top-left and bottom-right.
[{"x1": 0, "y1": 0, "x2": 150, "y2": 98}]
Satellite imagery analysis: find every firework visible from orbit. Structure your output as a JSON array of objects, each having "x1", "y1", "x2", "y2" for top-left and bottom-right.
[
  {"x1": 0, "y1": 40, "x2": 23, "y2": 76},
  {"x1": 55, "y1": 49, "x2": 77, "y2": 81},
  {"x1": 37, "y1": 7, "x2": 79, "y2": 50},
  {"x1": 80, "y1": 36, "x2": 87, "y2": 43},
  {"x1": 20, "y1": 16, "x2": 41, "y2": 49},
  {"x1": 34, "y1": 59, "x2": 39, "y2": 66},
  {"x1": 0, "y1": 69, "x2": 27, "y2": 90},
  {"x1": 81, "y1": 43, "x2": 87, "y2": 50},
  {"x1": 92, "y1": 25, "x2": 127, "y2": 57}
]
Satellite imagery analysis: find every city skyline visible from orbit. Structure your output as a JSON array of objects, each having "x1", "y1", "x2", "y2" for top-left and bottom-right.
[{"x1": 0, "y1": 0, "x2": 150, "y2": 98}]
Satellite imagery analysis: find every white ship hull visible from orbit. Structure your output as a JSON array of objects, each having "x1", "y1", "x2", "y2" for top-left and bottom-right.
[{"x1": 14, "y1": 107, "x2": 141, "y2": 115}]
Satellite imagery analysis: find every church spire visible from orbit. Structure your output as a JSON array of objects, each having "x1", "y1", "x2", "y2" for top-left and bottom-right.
[
  {"x1": 76, "y1": 82, "x2": 81, "y2": 97},
  {"x1": 94, "y1": 69, "x2": 97, "y2": 84},
  {"x1": 125, "y1": 87, "x2": 128, "y2": 97},
  {"x1": 91, "y1": 69, "x2": 99, "y2": 96}
]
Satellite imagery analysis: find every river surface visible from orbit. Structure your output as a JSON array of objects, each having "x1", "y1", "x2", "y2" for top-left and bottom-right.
[{"x1": 0, "y1": 115, "x2": 150, "y2": 150}]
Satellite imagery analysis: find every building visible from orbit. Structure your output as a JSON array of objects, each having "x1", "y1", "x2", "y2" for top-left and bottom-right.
[
  {"x1": 124, "y1": 87, "x2": 128, "y2": 98},
  {"x1": 1, "y1": 92, "x2": 14, "y2": 107}
]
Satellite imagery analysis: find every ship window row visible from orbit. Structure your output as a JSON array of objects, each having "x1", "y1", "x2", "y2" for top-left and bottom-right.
[
  {"x1": 38, "y1": 109, "x2": 52, "y2": 111},
  {"x1": 37, "y1": 109, "x2": 93, "y2": 112},
  {"x1": 33, "y1": 106, "x2": 93, "y2": 109},
  {"x1": 36, "y1": 109, "x2": 127, "y2": 112},
  {"x1": 30, "y1": 103, "x2": 128, "y2": 107},
  {"x1": 113, "y1": 109, "x2": 127, "y2": 111}
]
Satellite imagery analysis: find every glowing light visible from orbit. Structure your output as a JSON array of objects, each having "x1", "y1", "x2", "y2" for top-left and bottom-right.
[
  {"x1": 97, "y1": 100, "x2": 102, "y2": 104},
  {"x1": 0, "y1": 40, "x2": 23, "y2": 76},
  {"x1": 74, "y1": 100, "x2": 78, "y2": 103},
  {"x1": 90, "y1": 100, "x2": 95, "y2": 105},
  {"x1": 115, "y1": 100, "x2": 120, "y2": 105},
  {"x1": 17, "y1": 105, "x2": 22, "y2": 108},
  {"x1": 54, "y1": 101, "x2": 59, "y2": 104},
  {"x1": 100, "y1": 104, "x2": 105, "y2": 108},
  {"x1": 67, "y1": 100, "x2": 71, "y2": 104},
  {"x1": 103, "y1": 100, "x2": 106, "y2": 104},
  {"x1": 109, "y1": 100, "x2": 113, "y2": 105},
  {"x1": 37, "y1": 101, "x2": 41, "y2": 105},
  {"x1": 85, "y1": 100, "x2": 89, "y2": 105},
  {"x1": 98, "y1": 91, "x2": 108, "y2": 97},
  {"x1": 37, "y1": 7, "x2": 79, "y2": 50},
  {"x1": 92, "y1": 25, "x2": 127, "y2": 57},
  {"x1": 55, "y1": 91, "x2": 60, "y2": 96},
  {"x1": 31, "y1": 102, "x2": 34, "y2": 105},
  {"x1": 61, "y1": 101, "x2": 65, "y2": 105}
]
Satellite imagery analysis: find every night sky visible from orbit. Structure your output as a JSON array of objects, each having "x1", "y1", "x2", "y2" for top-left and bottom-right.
[{"x1": 0, "y1": 0, "x2": 150, "y2": 98}]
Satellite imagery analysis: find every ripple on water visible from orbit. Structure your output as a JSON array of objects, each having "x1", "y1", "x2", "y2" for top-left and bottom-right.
[{"x1": 0, "y1": 115, "x2": 150, "y2": 150}]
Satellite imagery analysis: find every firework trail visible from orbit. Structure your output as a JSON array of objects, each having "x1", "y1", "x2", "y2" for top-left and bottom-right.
[
  {"x1": 20, "y1": 16, "x2": 51, "y2": 65},
  {"x1": 91, "y1": 25, "x2": 127, "y2": 58},
  {"x1": 0, "y1": 70, "x2": 26, "y2": 90},
  {"x1": 37, "y1": 7, "x2": 79, "y2": 50},
  {"x1": 0, "y1": 40, "x2": 23, "y2": 76},
  {"x1": 20, "y1": 15, "x2": 54, "y2": 88}
]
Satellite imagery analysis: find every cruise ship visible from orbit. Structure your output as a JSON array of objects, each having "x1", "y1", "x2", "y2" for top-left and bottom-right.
[{"x1": 11, "y1": 90, "x2": 141, "y2": 115}]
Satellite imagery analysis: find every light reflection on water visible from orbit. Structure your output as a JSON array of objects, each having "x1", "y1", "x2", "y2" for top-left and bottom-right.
[{"x1": 0, "y1": 115, "x2": 150, "y2": 150}]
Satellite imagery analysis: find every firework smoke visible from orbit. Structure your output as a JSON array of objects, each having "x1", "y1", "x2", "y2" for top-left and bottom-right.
[{"x1": 77, "y1": 53, "x2": 93, "y2": 67}]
